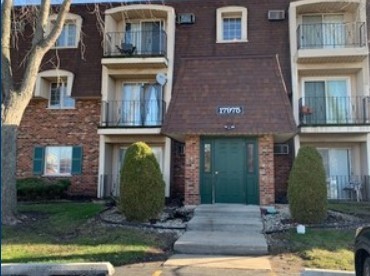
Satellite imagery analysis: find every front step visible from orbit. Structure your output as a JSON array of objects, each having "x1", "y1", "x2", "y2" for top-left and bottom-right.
[
  {"x1": 187, "y1": 216, "x2": 263, "y2": 232},
  {"x1": 174, "y1": 230, "x2": 268, "y2": 255},
  {"x1": 194, "y1": 204, "x2": 260, "y2": 215}
]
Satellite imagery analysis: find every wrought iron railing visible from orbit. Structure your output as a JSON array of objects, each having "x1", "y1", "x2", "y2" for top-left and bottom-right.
[
  {"x1": 325, "y1": 175, "x2": 370, "y2": 201},
  {"x1": 297, "y1": 22, "x2": 366, "y2": 49},
  {"x1": 104, "y1": 30, "x2": 167, "y2": 57},
  {"x1": 299, "y1": 96, "x2": 370, "y2": 125},
  {"x1": 101, "y1": 100, "x2": 166, "y2": 127}
]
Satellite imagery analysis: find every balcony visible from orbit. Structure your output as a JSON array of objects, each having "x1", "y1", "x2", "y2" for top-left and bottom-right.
[
  {"x1": 101, "y1": 100, "x2": 166, "y2": 128},
  {"x1": 299, "y1": 96, "x2": 370, "y2": 126},
  {"x1": 102, "y1": 31, "x2": 168, "y2": 69},
  {"x1": 325, "y1": 175, "x2": 370, "y2": 201},
  {"x1": 296, "y1": 22, "x2": 368, "y2": 63}
]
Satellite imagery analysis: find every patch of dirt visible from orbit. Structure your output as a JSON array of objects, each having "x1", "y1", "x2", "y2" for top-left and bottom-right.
[{"x1": 270, "y1": 253, "x2": 303, "y2": 276}]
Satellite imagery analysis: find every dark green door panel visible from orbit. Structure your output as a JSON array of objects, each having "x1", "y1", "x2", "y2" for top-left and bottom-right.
[
  {"x1": 200, "y1": 138, "x2": 259, "y2": 205},
  {"x1": 214, "y1": 139, "x2": 246, "y2": 203}
]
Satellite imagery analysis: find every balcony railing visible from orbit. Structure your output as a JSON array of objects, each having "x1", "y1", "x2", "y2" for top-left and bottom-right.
[
  {"x1": 104, "y1": 31, "x2": 167, "y2": 57},
  {"x1": 299, "y1": 96, "x2": 370, "y2": 125},
  {"x1": 326, "y1": 175, "x2": 370, "y2": 201},
  {"x1": 101, "y1": 100, "x2": 165, "y2": 127},
  {"x1": 297, "y1": 22, "x2": 366, "y2": 49}
]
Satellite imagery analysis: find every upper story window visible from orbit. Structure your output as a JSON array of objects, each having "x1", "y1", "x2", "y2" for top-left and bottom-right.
[
  {"x1": 216, "y1": 6, "x2": 248, "y2": 43},
  {"x1": 35, "y1": 69, "x2": 75, "y2": 109},
  {"x1": 49, "y1": 13, "x2": 82, "y2": 49},
  {"x1": 300, "y1": 14, "x2": 345, "y2": 49},
  {"x1": 49, "y1": 82, "x2": 75, "y2": 109}
]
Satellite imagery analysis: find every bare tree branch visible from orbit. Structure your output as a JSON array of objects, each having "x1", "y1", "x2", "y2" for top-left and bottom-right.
[
  {"x1": 19, "y1": 0, "x2": 71, "y2": 96},
  {"x1": 1, "y1": 0, "x2": 14, "y2": 104},
  {"x1": 32, "y1": 0, "x2": 51, "y2": 45}
]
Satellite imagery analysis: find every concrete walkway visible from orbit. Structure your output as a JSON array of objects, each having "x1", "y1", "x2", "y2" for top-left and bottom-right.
[{"x1": 173, "y1": 204, "x2": 268, "y2": 255}]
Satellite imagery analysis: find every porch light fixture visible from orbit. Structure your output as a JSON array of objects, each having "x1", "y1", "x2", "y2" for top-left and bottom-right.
[{"x1": 224, "y1": 124, "x2": 236, "y2": 130}]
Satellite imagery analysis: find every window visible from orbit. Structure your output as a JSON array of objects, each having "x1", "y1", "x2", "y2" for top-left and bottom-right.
[
  {"x1": 35, "y1": 70, "x2": 75, "y2": 106},
  {"x1": 49, "y1": 82, "x2": 75, "y2": 109},
  {"x1": 33, "y1": 146, "x2": 82, "y2": 176},
  {"x1": 56, "y1": 21, "x2": 77, "y2": 47},
  {"x1": 123, "y1": 21, "x2": 165, "y2": 55},
  {"x1": 120, "y1": 83, "x2": 163, "y2": 126},
  {"x1": 303, "y1": 78, "x2": 350, "y2": 124},
  {"x1": 217, "y1": 6, "x2": 247, "y2": 43},
  {"x1": 48, "y1": 13, "x2": 82, "y2": 49},
  {"x1": 318, "y1": 148, "x2": 351, "y2": 199},
  {"x1": 300, "y1": 14, "x2": 345, "y2": 49}
]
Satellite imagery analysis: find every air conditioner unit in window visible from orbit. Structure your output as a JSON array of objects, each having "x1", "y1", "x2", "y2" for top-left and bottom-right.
[
  {"x1": 268, "y1": 10, "x2": 286, "y2": 21},
  {"x1": 176, "y1": 13, "x2": 195, "y2": 24},
  {"x1": 274, "y1": 144, "x2": 289, "y2": 155}
]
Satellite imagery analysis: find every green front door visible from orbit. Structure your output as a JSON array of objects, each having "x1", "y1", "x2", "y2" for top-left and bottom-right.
[{"x1": 200, "y1": 138, "x2": 259, "y2": 204}]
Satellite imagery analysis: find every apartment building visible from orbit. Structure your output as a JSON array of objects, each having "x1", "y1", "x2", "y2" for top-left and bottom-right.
[{"x1": 14, "y1": 0, "x2": 369, "y2": 205}]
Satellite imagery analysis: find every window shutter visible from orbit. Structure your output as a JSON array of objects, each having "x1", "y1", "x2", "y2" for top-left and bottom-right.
[
  {"x1": 71, "y1": 146, "x2": 83, "y2": 174},
  {"x1": 33, "y1": 147, "x2": 45, "y2": 175}
]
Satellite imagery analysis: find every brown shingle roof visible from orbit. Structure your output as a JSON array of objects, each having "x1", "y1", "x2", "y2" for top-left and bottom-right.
[{"x1": 162, "y1": 55, "x2": 296, "y2": 138}]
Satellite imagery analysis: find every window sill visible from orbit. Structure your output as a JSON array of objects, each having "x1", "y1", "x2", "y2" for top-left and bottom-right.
[
  {"x1": 43, "y1": 174, "x2": 72, "y2": 177},
  {"x1": 51, "y1": 45, "x2": 79, "y2": 49},
  {"x1": 47, "y1": 107, "x2": 76, "y2": 110},
  {"x1": 216, "y1": 39, "x2": 248, "y2": 44}
]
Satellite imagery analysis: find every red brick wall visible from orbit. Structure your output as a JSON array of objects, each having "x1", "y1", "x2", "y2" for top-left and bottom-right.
[
  {"x1": 171, "y1": 140, "x2": 185, "y2": 201},
  {"x1": 258, "y1": 135, "x2": 275, "y2": 205},
  {"x1": 184, "y1": 135, "x2": 200, "y2": 205},
  {"x1": 17, "y1": 99, "x2": 100, "y2": 196},
  {"x1": 274, "y1": 153, "x2": 292, "y2": 203}
]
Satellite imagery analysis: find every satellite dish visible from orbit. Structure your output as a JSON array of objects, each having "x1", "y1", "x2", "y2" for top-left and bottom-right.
[{"x1": 156, "y1": 73, "x2": 167, "y2": 86}]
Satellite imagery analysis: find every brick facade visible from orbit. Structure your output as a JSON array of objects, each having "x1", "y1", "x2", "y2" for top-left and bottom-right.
[
  {"x1": 171, "y1": 140, "x2": 186, "y2": 201},
  {"x1": 258, "y1": 135, "x2": 275, "y2": 205},
  {"x1": 17, "y1": 99, "x2": 100, "y2": 196},
  {"x1": 184, "y1": 135, "x2": 200, "y2": 205},
  {"x1": 274, "y1": 154, "x2": 292, "y2": 203}
]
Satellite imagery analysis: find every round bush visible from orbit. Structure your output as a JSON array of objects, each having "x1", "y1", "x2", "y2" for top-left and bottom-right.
[
  {"x1": 119, "y1": 142, "x2": 165, "y2": 222},
  {"x1": 287, "y1": 146, "x2": 327, "y2": 224}
]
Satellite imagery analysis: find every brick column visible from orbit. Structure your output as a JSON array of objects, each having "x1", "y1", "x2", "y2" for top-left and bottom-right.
[
  {"x1": 184, "y1": 135, "x2": 200, "y2": 205},
  {"x1": 258, "y1": 135, "x2": 275, "y2": 204}
]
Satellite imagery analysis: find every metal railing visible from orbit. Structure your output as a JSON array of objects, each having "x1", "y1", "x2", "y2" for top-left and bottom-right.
[
  {"x1": 297, "y1": 22, "x2": 366, "y2": 49},
  {"x1": 101, "y1": 100, "x2": 166, "y2": 127},
  {"x1": 299, "y1": 96, "x2": 370, "y2": 125},
  {"x1": 326, "y1": 175, "x2": 370, "y2": 201},
  {"x1": 104, "y1": 30, "x2": 167, "y2": 57}
]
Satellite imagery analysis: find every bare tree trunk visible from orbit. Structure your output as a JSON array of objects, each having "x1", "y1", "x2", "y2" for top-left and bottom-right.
[
  {"x1": 1, "y1": 125, "x2": 19, "y2": 225},
  {"x1": 1, "y1": 0, "x2": 71, "y2": 225}
]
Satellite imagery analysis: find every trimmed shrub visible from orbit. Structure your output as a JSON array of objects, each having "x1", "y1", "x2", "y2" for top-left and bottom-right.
[
  {"x1": 287, "y1": 146, "x2": 327, "y2": 224},
  {"x1": 119, "y1": 142, "x2": 165, "y2": 222},
  {"x1": 17, "y1": 178, "x2": 71, "y2": 201}
]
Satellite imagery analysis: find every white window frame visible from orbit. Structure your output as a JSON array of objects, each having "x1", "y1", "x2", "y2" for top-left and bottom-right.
[
  {"x1": 216, "y1": 6, "x2": 248, "y2": 43},
  {"x1": 44, "y1": 146, "x2": 73, "y2": 176},
  {"x1": 35, "y1": 70, "x2": 75, "y2": 109},
  {"x1": 48, "y1": 82, "x2": 75, "y2": 109},
  {"x1": 48, "y1": 13, "x2": 82, "y2": 49},
  {"x1": 301, "y1": 76, "x2": 351, "y2": 99}
]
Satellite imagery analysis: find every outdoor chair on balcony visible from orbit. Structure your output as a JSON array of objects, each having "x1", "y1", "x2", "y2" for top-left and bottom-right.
[
  {"x1": 116, "y1": 43, "x2": 136, "y2": 56},
  {"x1": 343, "y1": 178, "x2": 362, "y2": 202}
]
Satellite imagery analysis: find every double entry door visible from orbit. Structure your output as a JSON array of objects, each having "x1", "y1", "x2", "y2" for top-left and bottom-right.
[{"x1": 200, "y1": 138, "x2": 259, "y2": 204}]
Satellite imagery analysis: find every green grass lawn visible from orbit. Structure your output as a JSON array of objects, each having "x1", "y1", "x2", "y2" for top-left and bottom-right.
[
  {"x1": 1, "y1": 202, "x2": 174, "y2": 266},
  {"x1": 329, "y1": 201, "x2": 370, "y2": 220},
  {"x1": 288, "y1": 228, "x2": 355, "y2": 271}
]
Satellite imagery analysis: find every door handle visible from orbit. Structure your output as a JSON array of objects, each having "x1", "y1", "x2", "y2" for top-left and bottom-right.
[{"x1": 215, "y1": 171, "x2": 219, "y2": 175}]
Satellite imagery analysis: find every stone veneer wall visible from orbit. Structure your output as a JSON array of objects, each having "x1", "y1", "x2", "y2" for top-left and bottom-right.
[
  {"x1": 183, "y1": 134, "x2": 275, "y2": 205},
  {"x1": 17, "y1": 99, "x2": 100, "y2": 196}
]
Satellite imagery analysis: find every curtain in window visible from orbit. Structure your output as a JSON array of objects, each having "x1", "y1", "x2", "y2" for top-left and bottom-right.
[
  {"x1": 302, "y1": 16, "x2": 322, "y2": 48},
  {"x1": 143, "y1": 84, "x2": 162, "y2": 126},
  {"x1": 322, "y1": 15, "x2": 345, "y2": 48},
  {"x1": 125, "y1": 23, "x2": 140, "y2": 52},
  {"x1": 141, "y1": 22, "x2": 161, "y2": 55},
  {"x1": 122, "y1": 84, "x2": 141, "y2": 125},
  {"x1": 304, "y1": 81, "x2": 326, "y2": 124},
  {"x1": 326, "y1": 80, "x2": 349, "y2": 123}
]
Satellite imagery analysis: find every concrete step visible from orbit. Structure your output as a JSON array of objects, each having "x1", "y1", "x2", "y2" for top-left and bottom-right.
[
  {"x1": 194, "y1": 204, "x2": 261, "y2": 216},
  {"x1": 174, "y1": 231, "x2": 268, "y2": 256},
  {"x1": 187, "y1": 216, "x2": 263, "y2": 232}
]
